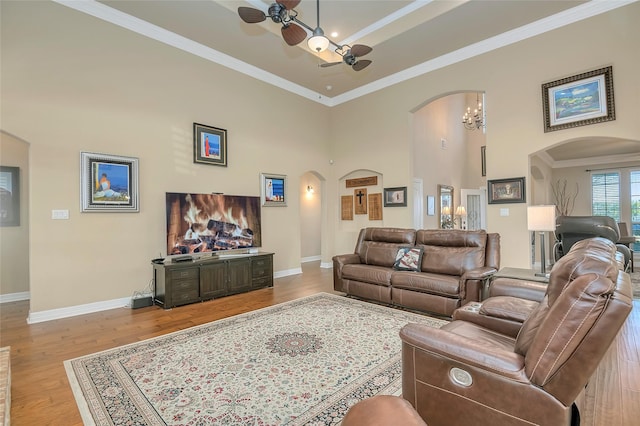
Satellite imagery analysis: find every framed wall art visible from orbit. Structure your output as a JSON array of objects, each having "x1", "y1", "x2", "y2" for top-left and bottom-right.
[
  {"x1": 384, "y1": 187, "x2": 407, "y2": 207},
  {"x1": 261, "y1": 173, "x2": 287, "y2": 207},
  {"x1": 488, "y1": 177, "x2": 526, "y2": 204},
  {"x1": 80, "y1": 152, "x2": 139, "y2": 212},
  {"x1": 542, "y1": 66, "x2": 615, "y2": 132},
  {"x1": 426, "y1": 195, "x2": 435, "y2": 216},
  {"x1": 481, "y1": 145, "x2": 486, "y2": 177},
  {"x1": 194, "y1": 122, "x2": 227, "y2": 166},
  {"x1": 0, "y1": 166, "x2": 20, "y2": 226}
]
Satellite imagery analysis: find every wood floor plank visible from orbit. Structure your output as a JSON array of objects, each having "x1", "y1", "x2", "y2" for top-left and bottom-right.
[{"x1": 1, "y1": 263, "x2": 639, "y2": 425}]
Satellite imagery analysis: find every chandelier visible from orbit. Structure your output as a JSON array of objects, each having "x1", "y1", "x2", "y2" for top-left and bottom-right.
[{"x1": 462, "y1": 93, "x2": 484, "y2": 131}]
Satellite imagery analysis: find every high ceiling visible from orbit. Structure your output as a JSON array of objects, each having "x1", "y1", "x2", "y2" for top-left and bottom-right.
[
  {"x1": 56, "y1": 0, "x2": 640, "y2": 165},
  {"x1": 62, "y1": 0, "x2": 633, "y2": 106}
]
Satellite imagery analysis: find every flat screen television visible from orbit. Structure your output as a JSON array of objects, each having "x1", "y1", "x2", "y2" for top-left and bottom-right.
[{"x1": 166, "y1": 192, "x2": 262, "y2": 257}]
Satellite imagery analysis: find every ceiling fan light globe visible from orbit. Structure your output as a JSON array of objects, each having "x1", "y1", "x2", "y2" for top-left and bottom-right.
[{"x1": 308, "y1": 28, "x2": 329, "y2": 53}]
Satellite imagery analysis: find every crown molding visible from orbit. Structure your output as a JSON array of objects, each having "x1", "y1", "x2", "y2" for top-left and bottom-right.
[{"x1": 54, "y1": 0, "x2": 637, "y2": 107}]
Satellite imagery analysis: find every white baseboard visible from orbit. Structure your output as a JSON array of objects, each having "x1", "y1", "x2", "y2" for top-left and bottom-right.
[
  {"x1": 320, "y1": 262, "x2": 333, "y2": 269},
  {"x1": 274, "y1": 267, "x2": 303, "y2": 278},
  {"x1": 301, "y1": 255, "x2": 321, "y2": 263},
  {"x1": 27, "y1": 297, "x2": 131, "y2": 324},
  {"x1": 0, "y1": 291, "x2": 30, "y2": 304},
  {"x1": 24, "y1": 266, "x2": 318, "y2": 323}
]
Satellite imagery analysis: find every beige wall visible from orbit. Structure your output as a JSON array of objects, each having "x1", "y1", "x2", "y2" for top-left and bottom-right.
[
  {"x1": 328, "y1": 3, "x2": 640, "y2": 263},
  {"x1": 300, "y1": 172, "x2": 321, "y2": 260},
  {"x1": 1, "y1": 1, "x2": 639, "y2": 315},
  {"x1": 1, "y1": 2, "x2": 330, "y2": 312},
  {"x1": 0, "y1": 131, "x2": 29, "y2": 296}
]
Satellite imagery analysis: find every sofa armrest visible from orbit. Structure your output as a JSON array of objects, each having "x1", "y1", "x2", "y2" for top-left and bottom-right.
[
  {"x1": 461, "y1": 266, "x2": 497, "y2": 281},
  {"x1": 452, "y1": 296, "x2": 539, "y2": 337},
  {"x1": 460, "y1": 266, "x2": 498, "y2": 301},
  {"x1": 332, "y1": 253, "x2": 361, "y2": 292},
  {"x1": 489, "y1": 277, "x2": 547, "y2": 302},
  {"x1": 332, "y1": 253, "x2": 361, "y2": 274}
]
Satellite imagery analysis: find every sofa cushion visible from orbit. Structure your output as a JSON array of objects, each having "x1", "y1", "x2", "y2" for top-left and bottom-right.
[
  {"x1": 342, "y1": 264, "x2": 394, "y2": 286},
  {"x1": 416, "y1": 229, "x2": 487, "y2": 275},
  {"x1": 356, "y1": 228, "x2": 417, "y2": 267},
  {"x1": 391, "y1": 271, "x2": 460, "y2": 297},
  {"x1": 393, "y1": 247, "x2": 424, "y2": 272}
]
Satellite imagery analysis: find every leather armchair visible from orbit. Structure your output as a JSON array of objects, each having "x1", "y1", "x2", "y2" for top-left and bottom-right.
[
  {"x1": 553, "y1": 215, "x2": 631, "y2": 271},
  {"x1": 400, "y1": 237, "x2": 632, "y2": 426},
  {"x1": 341, "y1": 396, "x2": 427, "y2": 426}
]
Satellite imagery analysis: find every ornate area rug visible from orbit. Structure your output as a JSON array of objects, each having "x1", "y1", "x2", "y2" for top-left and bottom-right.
[{"x1": 64, "y1": 293, "x2": 447, "y2": 425}]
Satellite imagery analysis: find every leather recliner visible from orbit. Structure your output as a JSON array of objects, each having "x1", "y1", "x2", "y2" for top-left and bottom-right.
[
  {"x1": 553, "y1": 215, "x2": 631, "y2": 271},
  {"x1": 400, "y1": 237, "x2": 633, "y2": 425}
]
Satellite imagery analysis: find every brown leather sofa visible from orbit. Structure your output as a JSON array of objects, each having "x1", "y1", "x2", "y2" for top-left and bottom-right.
[
  {"x1": 400, "y1": 237, "x2": 633, "y2": 425},
  {"x1": 332, "y1": 227, "x2": 500, "y2": 317}
]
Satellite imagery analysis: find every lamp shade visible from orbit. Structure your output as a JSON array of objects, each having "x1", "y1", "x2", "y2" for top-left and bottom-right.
[
  {"x1": 455, "y1": 206, "x2": 467, "y2": 216},
  {"x1": 527, "y1": 205, "x2": 556, "y2": 231}
]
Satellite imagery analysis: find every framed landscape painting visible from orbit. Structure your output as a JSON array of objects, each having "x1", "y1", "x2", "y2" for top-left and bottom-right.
[
  {"x1": 80, "y1": 152, "x2": 139, "y2": 212},
  {"x1": 542, "y1": 66, "x2": 615, "y2": 132}
]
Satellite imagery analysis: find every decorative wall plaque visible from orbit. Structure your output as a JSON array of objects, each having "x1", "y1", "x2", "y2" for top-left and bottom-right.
[
  {"x1": 368, "y1": 193, "x2": 382, "y2": 220},
  {"x1": 346, "y1": 176, "x2": 378, "y2": 188},
  {"x1": 341, "y1": 196, "x2": 353, "y2": 220},
  {"x1": 354, "y1": 188, "x2": 368, "y2": 215}
]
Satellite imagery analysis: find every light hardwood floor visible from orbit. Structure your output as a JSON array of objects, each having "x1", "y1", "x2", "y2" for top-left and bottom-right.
[{"x1": 1, "y1": 262, "x2": 638, "y2": 425}]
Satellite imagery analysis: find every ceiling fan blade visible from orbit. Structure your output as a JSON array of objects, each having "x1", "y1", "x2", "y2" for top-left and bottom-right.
[
  {"x1": 238, "y1": 7, "x2": 266, "y2": 24},
  {"x1": 319, "y1": 62, "x2": 342, "y2": 68},
  {"x1": 351, "y1": 44, "x2": 372, "y2": 58},
  {"x1": 277, "y1": 0, "x2": 301, "y2": 10},
  {"x1": 352, "y1": 60, "x2": 372, "y2": 72},
  {"x1": 281, "y1": 23, "x2": 306, "y2": 46}
]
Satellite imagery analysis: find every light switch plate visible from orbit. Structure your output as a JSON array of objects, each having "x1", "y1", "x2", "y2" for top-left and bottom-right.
[
  {"x1": 52, "y1": 209, "x2": 69, "y2": 220},
  {"x1": 500, "y1": 208, "x2": 509, "y2": 217}
]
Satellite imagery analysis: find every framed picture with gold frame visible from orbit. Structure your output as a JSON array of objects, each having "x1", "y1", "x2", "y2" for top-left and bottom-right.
[{"x1": 542, "y1": 66, "x2": 615, "y2": 132}]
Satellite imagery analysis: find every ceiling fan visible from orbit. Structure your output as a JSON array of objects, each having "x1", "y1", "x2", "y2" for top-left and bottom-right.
[{"x1": 237, "y1": 0, "x2": 373, "y2": 71}]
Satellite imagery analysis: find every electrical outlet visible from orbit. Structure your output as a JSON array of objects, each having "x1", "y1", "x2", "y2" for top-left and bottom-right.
[{"x1": 441, "y1": 138, "x2": 447, "y2": 149}]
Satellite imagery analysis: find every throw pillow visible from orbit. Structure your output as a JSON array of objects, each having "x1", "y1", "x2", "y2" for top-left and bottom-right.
[{"x1": 393, "y1": 247, "x2": 424, "y2": 272}]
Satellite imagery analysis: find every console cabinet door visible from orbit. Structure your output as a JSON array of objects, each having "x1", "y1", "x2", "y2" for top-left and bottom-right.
[
  {"x1": 200, "y1": 262, "x2": 227, "y2": 299},
  {"x1": 226, "y1": 258, "x2": 252, "y2": 294}
]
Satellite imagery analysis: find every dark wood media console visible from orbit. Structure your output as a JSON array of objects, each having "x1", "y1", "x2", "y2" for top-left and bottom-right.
[{"x1": 152, "y1": 252, "x2": 274, "y2": 309}]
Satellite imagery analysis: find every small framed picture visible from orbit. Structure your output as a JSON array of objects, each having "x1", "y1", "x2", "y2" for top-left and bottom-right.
[
  {"x1": 384, "y1": 187, "x2": 407, "y2": 207},
  {"x1": 426, "y1": 195, "x2": 435, "y2": 216},
  {"x1": 0, "y1": 166, "x2": 20, "y2": 226},
  {"x1": 542, "y1": 66, "x2": 615, "y2": 132},
  {"x1": 80, "y1": 152, "x2": 139, "y2": 212},
  {"x1": 193, "y1": 123, "x2": 227, "y2": 166},
  {"x1": 488, "y1": 177, "x2": 526, "y2": 204},
  {"x1": 261, "y1": 173, "x2": 287, "y2": 207}
]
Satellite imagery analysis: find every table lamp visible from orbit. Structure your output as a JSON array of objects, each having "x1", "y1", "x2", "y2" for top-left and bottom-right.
[
  {"x1": 527, "y1": 205, "x2": 556, "y2": 277},
  {"x1": 455, "y1": 205, "x2": 467, "y2": 229}
]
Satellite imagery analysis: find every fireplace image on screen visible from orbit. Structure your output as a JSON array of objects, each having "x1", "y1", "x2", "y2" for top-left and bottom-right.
[{"x1": 166, "y1": 192, "x2": 262, "y2": 256}]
